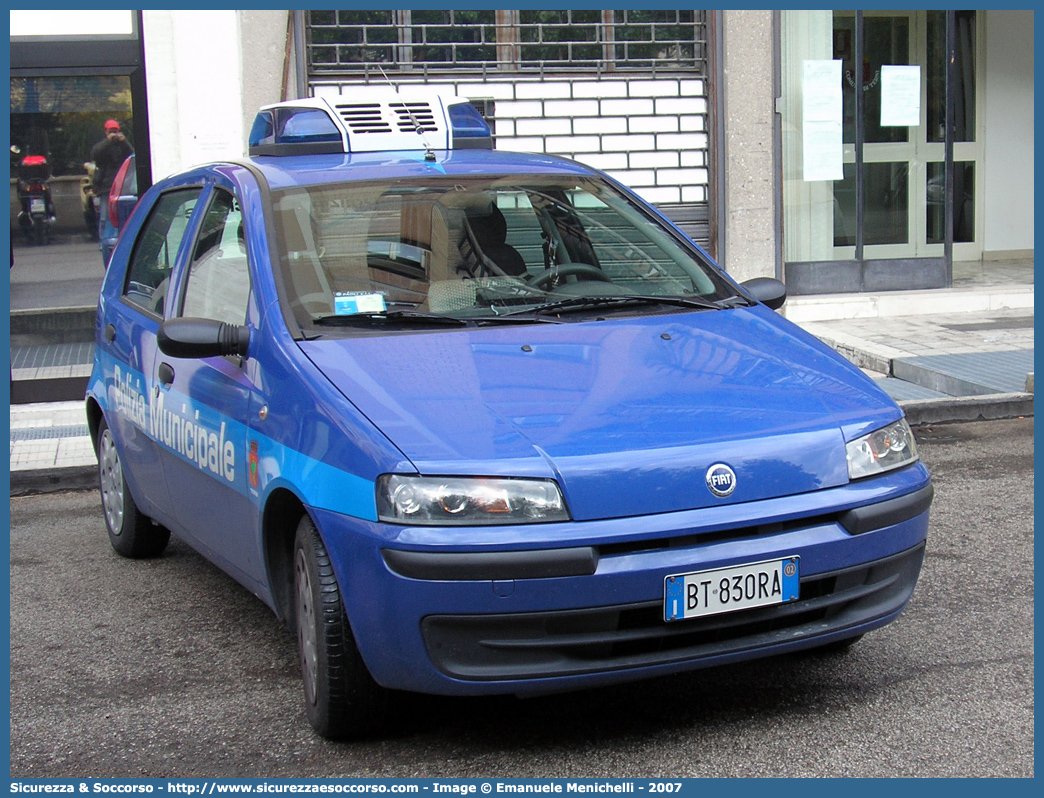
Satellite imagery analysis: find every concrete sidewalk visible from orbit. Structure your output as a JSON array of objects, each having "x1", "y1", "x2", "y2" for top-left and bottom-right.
[
  {"x1": 9, "y1": 267, "x2": 1034, "y2": 495},
  {"x1": 793, "y1": 305, "x2": 1034, "y2": 426},
  {"x1": 782, "y1": 260, "x2": 1034, "y2": 425},
  {"x1": 10, "y1": 400, "x2": 98, "y2": 494}
]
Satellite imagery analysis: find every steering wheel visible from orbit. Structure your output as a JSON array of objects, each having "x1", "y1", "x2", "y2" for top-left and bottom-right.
[{"x1": 526, "y1": 263, "x2": 612, "y2": 289}]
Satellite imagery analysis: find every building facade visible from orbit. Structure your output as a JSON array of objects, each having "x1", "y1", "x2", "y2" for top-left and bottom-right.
[{"x1": 9, "y1": 8, "x2": 1033, "y2": 298}]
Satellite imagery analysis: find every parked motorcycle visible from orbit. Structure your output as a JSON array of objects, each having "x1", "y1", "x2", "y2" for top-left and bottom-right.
[{"x1": 16, "y1": 154, "x2": 56, "y2": 245}]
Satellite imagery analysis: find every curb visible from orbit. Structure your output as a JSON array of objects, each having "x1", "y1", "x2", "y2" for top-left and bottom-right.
[
  {"x1": 900, "y1": 392, "x2": 1034, "y2": 426},
  {"x1": 10, "y1": 305, "x2": 97, "y2": 344},
  {"x1": 799, "y1": 325, "x2": 906, "y2": 375},
  {"x1": 10, "y1": 466, "x2": 98, "y2": 497}
]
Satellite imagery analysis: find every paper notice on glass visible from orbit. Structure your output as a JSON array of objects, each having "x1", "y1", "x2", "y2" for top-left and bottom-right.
[
  {"x1": 803, "y1": 59, "x2": 842, "y2": 122},
  {"x1": 803, "y1": 121, "x2": 843, "y2": 182},
  {"x1": 802, "y1": 60, "x2": 843, "y2": 181},
  {"x1": 880, "y1": 65, "x2": 921, "y2": 127}
]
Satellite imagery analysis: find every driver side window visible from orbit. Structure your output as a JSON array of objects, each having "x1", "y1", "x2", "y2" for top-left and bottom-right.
[
  {"x1": 180, "y1": 189, "x2": 251, "y2": 326},
  {"x1": 123, "y1": 188, "x2": 200, "y2": 315}
]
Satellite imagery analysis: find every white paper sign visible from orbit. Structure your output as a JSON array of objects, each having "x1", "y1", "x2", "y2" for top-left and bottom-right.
[
  {"x1": 880, "y1": 65, "x2": 921, "y2": 127},
  {"x1": 802, "y1": 60, "x2": 843, "y2": 181}
]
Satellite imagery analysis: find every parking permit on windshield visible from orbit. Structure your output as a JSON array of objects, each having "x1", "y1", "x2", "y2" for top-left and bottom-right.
[{"x1": 335, "y1": 292, "x2": 387, "y2": 315}]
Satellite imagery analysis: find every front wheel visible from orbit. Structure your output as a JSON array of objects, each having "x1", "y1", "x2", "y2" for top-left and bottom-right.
[
  {"x1": 97, "y1": 418, "x2": 170, "y2": 558},
  {"x1": 293, "y1": 514, "x2": 393, "y2": 739}
]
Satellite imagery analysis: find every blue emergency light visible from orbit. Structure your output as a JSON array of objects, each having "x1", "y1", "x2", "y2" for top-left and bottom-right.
[{"x1": 249, "y1": 93, "x2": 493, "y2": 157}]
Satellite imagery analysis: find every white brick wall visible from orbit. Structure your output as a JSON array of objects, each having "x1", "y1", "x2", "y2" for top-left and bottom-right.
[
  {"x1": 629, "y1": 116, "x2": 680, "y2": 134},
  {"x1": 545, "y1": 99, "x2": 601, "y2": 117},
  {"x1": 573, "y1": 81, "x2": 629, "y2": 98},
  {"x1": 601, "y1": 98, "x2": 656, "y2": 117},
  {"x1": 631, "y1": 152, "x2": 681, "y2": 169},
  {"x1": 574, "y1": 117, "x2": 628, "y2": 135},
  {"x1": 316, "y1": 76, "x2": 710, "y2": 207},
  {"x1": 579, "y1": 153, "x2": 629, "y2": 171},
  {"x1": 515, "y1": 118, "x2": 571, "y2": 137}
]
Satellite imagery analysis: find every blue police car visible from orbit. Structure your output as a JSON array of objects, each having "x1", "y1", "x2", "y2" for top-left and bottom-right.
[{"x1": 86, "y1": 92, "x2": 932, "y2": 739}]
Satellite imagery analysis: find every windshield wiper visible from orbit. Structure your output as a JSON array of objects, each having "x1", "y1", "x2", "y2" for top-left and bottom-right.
[
  {"x1": 311, "y1": 309, "x2": 566, "y2": 329},
  {"x1": 498, "y1": 294, "x2": 751, "y2": 318},
  {"x1": 311, "y1": 295, "x2": 746, "y2": 328},
  {"x1": 313, "y1": 309, "x2": 471, "y2": 327}
]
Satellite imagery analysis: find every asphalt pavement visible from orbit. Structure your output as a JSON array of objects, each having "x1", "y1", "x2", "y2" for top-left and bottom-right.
[{"x1": 8, "y1": 417, "x2": 1034, "y2": 777}]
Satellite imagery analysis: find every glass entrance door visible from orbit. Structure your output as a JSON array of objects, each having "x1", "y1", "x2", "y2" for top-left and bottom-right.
[{"x1": 831, "y1": 10, "x2": 982, "y2": 262}]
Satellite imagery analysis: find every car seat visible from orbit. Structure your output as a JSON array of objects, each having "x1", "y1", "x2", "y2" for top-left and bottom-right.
[{"x1": 460, "y1": 203, "x2": 527, "y2": 277}]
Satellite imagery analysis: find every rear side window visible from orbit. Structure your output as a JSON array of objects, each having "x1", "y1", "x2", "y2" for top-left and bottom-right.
[
  {"x1": 123, "y1": 188, "x2": 201, "y2": 315},
  {"x1": 180, "y1": 189, "x2": 252, "y2": 325}
]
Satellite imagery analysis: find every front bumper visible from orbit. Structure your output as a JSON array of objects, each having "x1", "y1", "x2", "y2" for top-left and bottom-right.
[
  {"x1": 312, "y1": 467, "x2": 931, "y2": 696},
  {"x1": 422, "y1": 542, "x2": 924, "y2": 682}
]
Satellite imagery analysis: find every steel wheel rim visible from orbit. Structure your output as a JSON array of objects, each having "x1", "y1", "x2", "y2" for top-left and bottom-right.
[
  {"x1": 295, "y1": 548, "x2": 319, "y2": 705},
  {"x1": 99, "y1": 429, "x2": 125, "y2": 534}
]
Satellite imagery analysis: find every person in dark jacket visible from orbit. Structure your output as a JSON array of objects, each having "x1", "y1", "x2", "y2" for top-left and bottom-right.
[{"x1": 90, "y1": 119, "x2": 133, "y2": 265}]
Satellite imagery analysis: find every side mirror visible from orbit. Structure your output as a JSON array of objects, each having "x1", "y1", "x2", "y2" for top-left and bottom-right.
[
  {"x1": 157, "y1": 317, "x2": 250, "y2": 359},
  {"x1": 740, "y1": 277, "x2": 787, "y2": 310}
]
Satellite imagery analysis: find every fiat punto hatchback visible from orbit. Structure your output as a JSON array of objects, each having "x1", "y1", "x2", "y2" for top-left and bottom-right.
[{"x1": 87, "y1": 92, "x2": 932, "y2": 739}]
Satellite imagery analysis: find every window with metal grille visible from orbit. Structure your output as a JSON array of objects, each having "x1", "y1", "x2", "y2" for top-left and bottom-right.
[{"x1": 307, "y1": 10, "x2": 708, "y2": 77}]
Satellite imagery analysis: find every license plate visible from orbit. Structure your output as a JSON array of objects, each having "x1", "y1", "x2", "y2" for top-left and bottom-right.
[
  {"x1": 30, "y1": 198, "x2": 45, "y2": 214},
  {"x1": 664, "y1": 557, "x2": 800, "y2": 622}
]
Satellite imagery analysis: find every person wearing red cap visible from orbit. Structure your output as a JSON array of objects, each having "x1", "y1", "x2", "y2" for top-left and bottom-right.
[{"x1": 90, "y1": 119, "x2": 134, "y2": 265}]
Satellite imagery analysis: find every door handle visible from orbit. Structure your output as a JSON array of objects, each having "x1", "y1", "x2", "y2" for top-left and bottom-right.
[
  {"x1": 158, "y1": 362, "x2": 175, "y2": 387},
  {"x1": 104, "y1": 323, "x2": 116, "y2": 342}
]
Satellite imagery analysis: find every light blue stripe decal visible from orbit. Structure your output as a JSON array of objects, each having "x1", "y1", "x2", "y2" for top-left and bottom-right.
[
  {"x1": 253, "y1": 435, "x2": 377, "y2": 521},
  {"x1": 97, "y1": 351, "x2": 377, "y2": 521}
]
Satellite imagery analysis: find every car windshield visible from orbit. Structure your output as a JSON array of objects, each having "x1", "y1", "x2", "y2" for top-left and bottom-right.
[{"x1": 270, "y1": 174, "x2": 740, "y2": 332}]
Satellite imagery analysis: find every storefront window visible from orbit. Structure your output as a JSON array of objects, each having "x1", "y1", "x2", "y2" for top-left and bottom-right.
[
  {"x1": 927, "y1": 11, "x2": 976, "y2": 143},
  {"x1": 927, "y1": 162, "x2": 974, "y2": 243},
  {"x1": 834, "y1": 15, "x2": 910, "y2": 145},
  {"x1": 834, "y1": 161, "x2": 910, "y2": 247},
  {"x1": 9, "y1": 69, "x2": 144, "y2": 332},
  {"x1": 10, "y1": 75, "x2": 134, "y2": 251},
  {"x1": 782, "y1": 10, "x2": 980, "y2": 293},
  {"x1": 11, "y1": 76, "x2": 133, "y2": 179}
]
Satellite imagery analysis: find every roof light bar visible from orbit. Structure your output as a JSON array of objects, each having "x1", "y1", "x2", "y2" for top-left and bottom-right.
[{"x1": 248, "y1": 93, "x2": 492, "y2": 157}]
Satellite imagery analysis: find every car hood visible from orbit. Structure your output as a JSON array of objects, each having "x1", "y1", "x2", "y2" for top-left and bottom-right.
[{"x1": 299, "y1": 306, "x2": 901, "y2": 521}]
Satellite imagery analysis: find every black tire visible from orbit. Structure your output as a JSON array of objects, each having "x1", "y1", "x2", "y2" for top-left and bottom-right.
[
  {"x1": 293, "y1": 514, "x2": 393, "y2": 739},
  {"x1": 97, "y1": 418, "x2": 170, "y2": 558}
]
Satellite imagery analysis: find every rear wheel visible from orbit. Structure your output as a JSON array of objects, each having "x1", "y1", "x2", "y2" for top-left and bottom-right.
[
  {"x1": 293, "y1": 514, "x2": 393, "y2": 739},
  {"x1": 97, "y1": 418, "x2": 170, "y2": 558}
]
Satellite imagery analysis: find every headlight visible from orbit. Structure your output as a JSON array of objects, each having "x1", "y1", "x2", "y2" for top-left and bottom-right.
[
  {"x1": 377, "y1": 475, "x2": 571, "y2": 525},
  {"x1": 846, "y1": 418, "x2": 919, "y2": 480}
]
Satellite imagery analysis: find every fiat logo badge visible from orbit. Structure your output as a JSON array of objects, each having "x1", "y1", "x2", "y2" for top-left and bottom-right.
[{"x1": 706, "y1": 464, "x2": 737, "y2": 497}]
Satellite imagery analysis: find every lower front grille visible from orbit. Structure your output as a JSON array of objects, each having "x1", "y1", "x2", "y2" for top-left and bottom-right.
[{"x1": 422, "y1": 543, "x2": 925, "y2": 681}]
